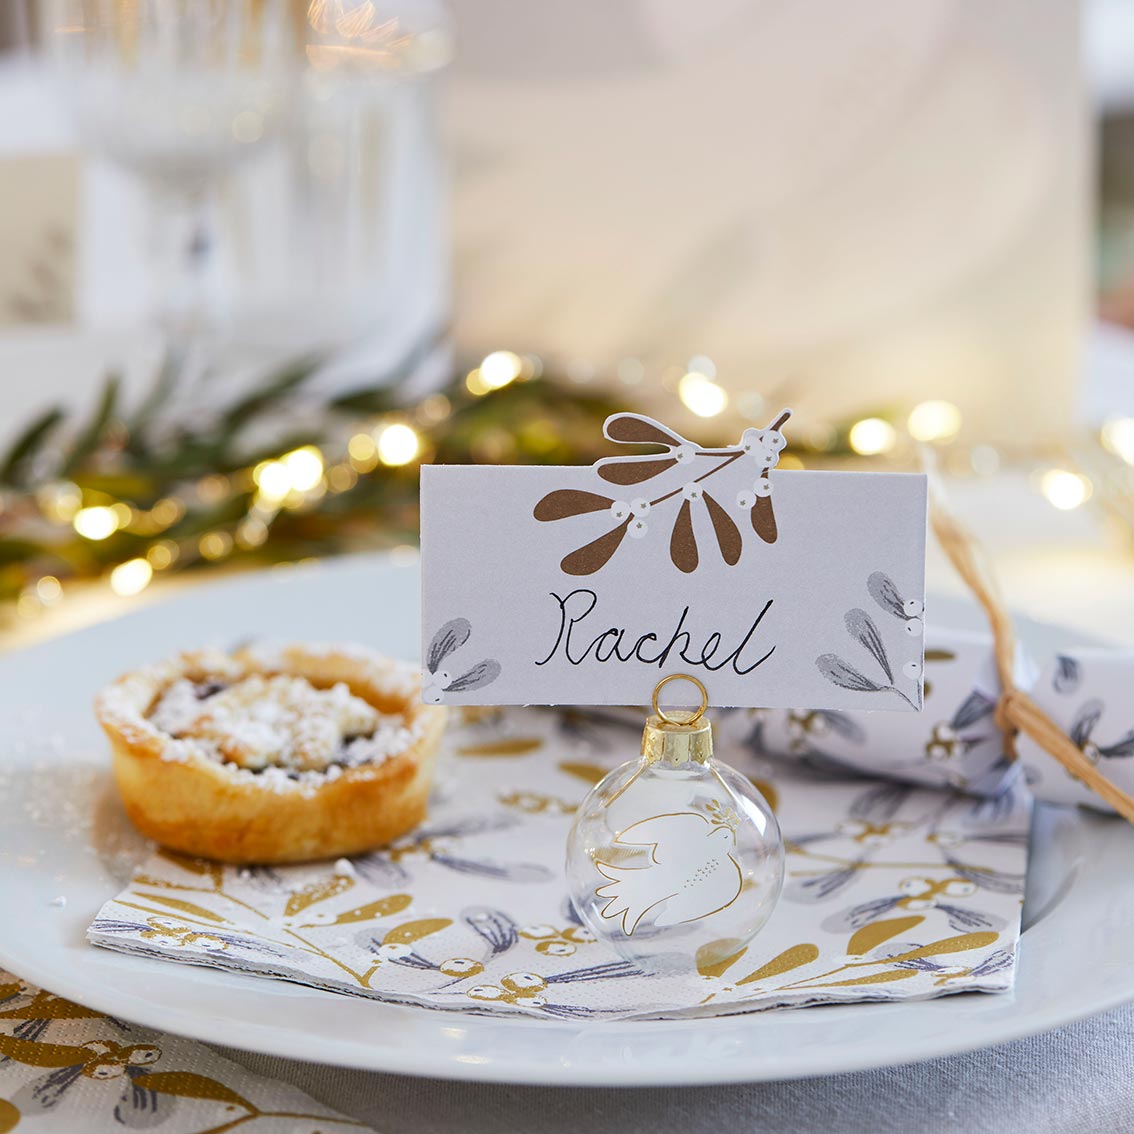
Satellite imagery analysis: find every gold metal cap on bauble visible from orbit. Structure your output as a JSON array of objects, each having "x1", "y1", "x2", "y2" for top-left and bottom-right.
[{"x1": 642, "y1": 674, "x2": 713, "y2": 765}]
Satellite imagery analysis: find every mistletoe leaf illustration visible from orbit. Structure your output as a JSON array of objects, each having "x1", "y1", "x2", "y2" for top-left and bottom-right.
[
  {"x1": 1101, "y1": 733, "x2": 1134, "y2": 758},
  {"x1": 867, "y1": 571, "x2": 906, "y2": 618},
  {"x1": 1070, "y1": 699, "x2": 1104, "y2": 748},
  {"x1": 384, "y1": 918, "x2": 453, "y2": 945},
  {"x1": 561, "y1": 521, "x2": 630, "y2": 575},
  {"x1": 427, "y1": 618, "x2": 471, "y2": 674},
  {"x1": 703, "y1": 491, "x2": 742, "y2": 565},
  {"x1": 558, "y1": 761, "x2": 610, "y2": 784},
  {"x1": 603, "y1": 414, "x2": 685, "y2": 447},
  {"x1": 845, "y1": 608, "x2": 892, "y2": 681},
  {"x1": 444, "y1": 659, "x2": 501, "y2": 692},
  {"x1": 457, "y1": 736, "x2": 542, "y2": 757},
  {"x1": 696, "y1": 939, "x2": 748, "y2": 978},
  {"x1": 1053, "y1": 654, "x2": 1081, "y2": 694},
  {"x1": 952, "y1": 690, "x2": 994, "y2": 730},
  {"x1": 670, "y1": 499, "x2": 698, "y2": 573},
  {"x1": 324, "y1": 894, "x2": 413, "y2": 925},
  {"x1": 596, "y1": 456, "x2": 678, "y2": 485},
  {"x1": 816, "y1": 654, "x2": 884, "y2": 692},
  {"x1": 846, "y1": 916, "x2": 925, "y2": 956},
  {"x1": 284, "y1": 875, "x2": 354, "y2": 917},
  {"x1": 736, "y1": 943, "x2": 819, "y2": 985},
  {"x1": 132, "y1": 894, "x2": 228, "y2": 923},
  {"x1": 817, "y1": 710, "x2": 867, "y2": 744},
  {"x1": 812, "y1": 968, "x2": 918, "y2": 988},
  {"x1": 131, "y1": 1072, "x2": 253, "y2": 1111},
  {"x1": 750, "y1": 495, "x2": 778, "y2": 543},
  {"x1": 884, "y1": 932, "x2": 998, "y2": 963},
  {"x1": 533, "y1": 490, "x2": 615, "y2": 522},
  {"x1": 0, "y1": 1034, "x2": 93, "y2": 1067}
]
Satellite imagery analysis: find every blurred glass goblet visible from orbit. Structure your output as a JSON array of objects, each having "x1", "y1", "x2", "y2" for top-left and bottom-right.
[{"x1": 40, "y1": 0, "x2": 300, "y2": 364}]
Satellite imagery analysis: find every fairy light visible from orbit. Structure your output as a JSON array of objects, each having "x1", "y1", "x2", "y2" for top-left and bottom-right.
[
  {"x1": 146, "y1": 541, "x2": 178, "y2": 570},
  {"x1": 465, "y1": 368, "x2": 491, "y2": 396},
  {"x1": 110, "y1": 558, "x2": 153, "y2": 597},
  {"x1": 1101, "y1": 418, "x2": 1134, "y2": 465},
  {"x1": 686, "y1": 355, "x2": 717, "y2": 381},
  {"x1": 253, "y1": 460, "x2": 292, "y2": 504},
  {"x1": 236, "y1": 517, "x2": 269, "y2": 549},
  {"x1": 73, "y1": 505, "x2": 119, "y2": 541},
  {"x1": 150, "y1": 498, "x2": 183, "y2": 528},
  {"x1": 376, "y1": 423, "x2": 421, "y2": 467},
  {"x1": 36, "y1": 481, "x2": 81, "y2": 523},
  {"x1": 348, "y1": 432, "x2": 378, "y2": 467},
  {"x1": 35, "y1": 576, "x2": 62, "y2": 604},
  {"x1": 848, "y1": 418, "x2": 897, "y2": 456},
  {"x1": 282, "y1": 446, "x2": 324, "y2": 493},
  {"x1": 907, "y1": 401, "x2": 962, "y2": 443},
  {"x1": 1041, "y1": 469, "x2": 1092, "y2": 511},
  {"x1": 678, "y1": 372, "x2": 728, "y2": 418},
  {"x1": 199, "y1": 531, "x2": 233, "y2": 560},
  {"x1": 479, "y1": 351, "x2": 523, "y2": 391}
]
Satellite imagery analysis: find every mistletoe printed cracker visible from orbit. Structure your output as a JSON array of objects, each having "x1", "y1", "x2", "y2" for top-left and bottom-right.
[{"x1": 421, "y1": 413, "x2": 928, "y2": 708}]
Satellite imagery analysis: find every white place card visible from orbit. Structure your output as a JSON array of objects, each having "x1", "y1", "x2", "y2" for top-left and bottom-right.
[{"x1": 420, "y1": 414, "x2": 927, "y2": 710}]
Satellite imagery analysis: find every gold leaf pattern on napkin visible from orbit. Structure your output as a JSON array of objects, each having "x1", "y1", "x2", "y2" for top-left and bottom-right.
[{"x1": 88, "y1": 708, "x2": 1031, "y2": 1021}]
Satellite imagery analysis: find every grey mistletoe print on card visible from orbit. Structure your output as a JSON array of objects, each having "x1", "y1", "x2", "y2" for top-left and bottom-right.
[{"x1": 420, "y1": 413, "x2": 928, "y2": 708}]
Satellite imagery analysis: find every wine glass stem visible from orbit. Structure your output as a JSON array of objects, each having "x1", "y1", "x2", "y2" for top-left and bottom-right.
[{"x1": 146, "y1": 180, "x2": 214, "y2": 365}]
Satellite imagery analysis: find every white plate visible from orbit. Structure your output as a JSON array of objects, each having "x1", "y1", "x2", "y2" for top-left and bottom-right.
[{"x1": 1, "y1": 554, "x2": 1132, "y2": 1086}]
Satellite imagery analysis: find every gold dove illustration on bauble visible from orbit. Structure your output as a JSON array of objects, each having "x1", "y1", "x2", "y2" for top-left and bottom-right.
[{"x1": 594, "y1": 811, "x2": 743, "y2": 936}]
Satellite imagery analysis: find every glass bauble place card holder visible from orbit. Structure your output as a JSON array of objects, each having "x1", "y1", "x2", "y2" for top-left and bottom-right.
[{"x1": 566, "y1": 675, "x2": 784, "y2": 971}]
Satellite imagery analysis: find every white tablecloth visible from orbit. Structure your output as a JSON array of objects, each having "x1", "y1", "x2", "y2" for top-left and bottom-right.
[{"x1": 215, "y1": 1002, "x2": 1134, "y2": 1134}]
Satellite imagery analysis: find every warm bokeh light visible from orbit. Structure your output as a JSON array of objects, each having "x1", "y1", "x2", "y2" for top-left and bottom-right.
[
  {"x1": 907, "y1": 400, "x2": 962, "y2": 442},
  {"x1": 253, "y1": 459, "x2": 292, "y2": 503},
  {"x1": 479, "y1": 350, "x2": 523, "y2": 390},
  {"x1": 1101, "y1": 418, "x2": 1134, "y2": 465},
  {"x1": 1041, "y1": 469, "x2": 1092, "y2": 511},
  {"x1": 686, "y1": 354, "x2": 717, "y2": 381},
  {"x1": 848, "y1": 418, "x2": 897, "y2": 456},
  {"x1": 376, "y1": 423, "x2": 421, "y2": 466},
  {"x1": 35, "y1": 576, "x2": 62, "y2": 604},
  {"x1": 110, "y1": 558, "x2": 153, "y2": 597},
  {"x1": 73, "y1": 505, "x2": 119, "y2": 541},
  {"x1": 147, "y1": 541, "x2": 178, "y2": 570},
  {"x1": 199, "y1": 532, "x2": 234, "y2": 560},
  {"x1": 282, "y1": 446, "x2": 325, "y2": 493},
  {"x1": 678, "y1": 372, "x2": 728, "y2": 418}
]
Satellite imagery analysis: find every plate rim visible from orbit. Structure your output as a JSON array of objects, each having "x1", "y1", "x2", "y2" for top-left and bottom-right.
[{"x1": 1, "y1": 552, "x2": 1132, "y2": 1086}]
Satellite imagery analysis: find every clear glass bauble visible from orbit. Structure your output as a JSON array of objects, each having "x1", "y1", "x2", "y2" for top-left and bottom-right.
[{"x1": 565, "y1": 754, "x2": 784, "y2": 973}]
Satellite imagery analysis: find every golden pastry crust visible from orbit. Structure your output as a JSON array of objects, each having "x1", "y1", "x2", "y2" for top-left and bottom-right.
[{"x1": 95, "y1": 643, "x2": 447, "y2": 864}]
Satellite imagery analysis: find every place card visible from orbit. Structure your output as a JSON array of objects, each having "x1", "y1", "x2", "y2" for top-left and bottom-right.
[{"x1": 420, "y1": 412, "x2": 927, "y2": 709}]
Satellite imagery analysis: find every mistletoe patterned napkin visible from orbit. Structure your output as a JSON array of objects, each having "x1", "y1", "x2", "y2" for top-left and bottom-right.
[{"x1": 89, "y1": 708, "x2": 1030, "y2": 1020}]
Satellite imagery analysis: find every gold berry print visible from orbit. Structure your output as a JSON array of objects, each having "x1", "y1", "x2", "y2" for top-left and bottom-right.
[{"x1": 534, "y1": 410, "x2": 792, "y2": 576}]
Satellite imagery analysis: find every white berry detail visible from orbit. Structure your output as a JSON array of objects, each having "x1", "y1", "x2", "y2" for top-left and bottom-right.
[
  {"x1": 753, "y1": 477, "x2": 772, "y2": 498},
  {"x1": 628, "y1": 519, "x2": 649, "y2": 539},
  {"x1": 905, "y1": 617, "x2": 923, "y2": 637},
  {"x1": 902, "y1": 661, "x2": 921, "y2": 679},
  {"x1": 904, "y1": 598, "x2": 924, "y2": 617},
  {"x1": 631, "y1": 497, "x2": 651, "y2": 517},
  {"x1": 741, "y1": 428, "x2": 765, "y2": 453},
  {"x1": 682, "y1": 482, "x2": 703, "y2": 502},
  {"x1": 610, "y1": 501, "x2": 630, "y2": 521},
  {"x1": 674, "y1": 443, "x2": 696, "y2": 464},
  {"x1": 736, "y1": 489, "x2": 755, "y2": 509},
  {"x1": 764, "y1": 429, "x2": 786, "y2": 452}
]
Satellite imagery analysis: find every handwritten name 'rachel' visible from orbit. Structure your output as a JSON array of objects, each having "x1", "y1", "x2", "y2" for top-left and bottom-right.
[{"x1": 536, "y1": 589, "x2": 775, "y2": 675}]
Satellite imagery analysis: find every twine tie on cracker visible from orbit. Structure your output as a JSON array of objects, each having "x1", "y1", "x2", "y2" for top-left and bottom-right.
[{"x1": 930, "y1": 494, "x2": 1134, "y2": 822}]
